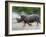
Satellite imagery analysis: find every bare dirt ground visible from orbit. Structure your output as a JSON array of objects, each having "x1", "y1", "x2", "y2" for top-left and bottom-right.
[{"x1": 12, "y1": 19, "x2": 41, "y2": 31}]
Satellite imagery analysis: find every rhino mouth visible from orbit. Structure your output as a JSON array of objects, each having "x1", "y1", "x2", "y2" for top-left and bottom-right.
[{"x1": 16, "y1": 18, "x2": 22, "y2": 23}]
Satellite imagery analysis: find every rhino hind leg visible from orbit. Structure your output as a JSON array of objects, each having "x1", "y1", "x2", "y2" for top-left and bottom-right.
[
  {"x1": 36, "y1": 20, "x2": 40, "y2": 26},
  {"x1": 35, "y1": 17, "x2": 40, "y2": 26}
]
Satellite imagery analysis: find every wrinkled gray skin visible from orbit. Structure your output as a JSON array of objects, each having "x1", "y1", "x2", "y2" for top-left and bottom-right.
[{"x1": 16, "y1": 14, "x2": 40, "y2": 27}]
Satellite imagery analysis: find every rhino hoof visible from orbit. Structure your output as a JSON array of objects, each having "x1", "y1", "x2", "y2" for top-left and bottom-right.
[{"x1": 29, "y1": 24, "x2": 32, "y2": 26}]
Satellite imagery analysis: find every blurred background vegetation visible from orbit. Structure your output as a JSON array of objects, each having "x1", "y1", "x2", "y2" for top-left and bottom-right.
[{"x1": 12, "y1": 6, "x2": 40, "y2": 15}]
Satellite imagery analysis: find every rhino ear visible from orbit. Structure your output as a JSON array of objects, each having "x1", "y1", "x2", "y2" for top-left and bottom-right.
[
  {"x1": 21, "y1": 15, "x2": 25, "y2": 18},
  {"x1": 20, "y1": 15, "x2": 23, "y2": 17},
  {"x1": 21, "y1": 15, "x2": 26, "y2": 19}
]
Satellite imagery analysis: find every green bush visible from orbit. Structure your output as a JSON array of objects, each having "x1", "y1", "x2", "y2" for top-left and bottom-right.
[{"x1": 12, "y1": 6, "x2": 40, "y2": 15}]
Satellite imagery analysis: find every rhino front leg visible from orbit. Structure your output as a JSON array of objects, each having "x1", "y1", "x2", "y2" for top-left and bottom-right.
[
  {"x1": 27, "y1": 22, "x2": 32, "y2": 26},
  {"x1": 23, "y1": 22, "x2": 26, "y2": 27}
]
